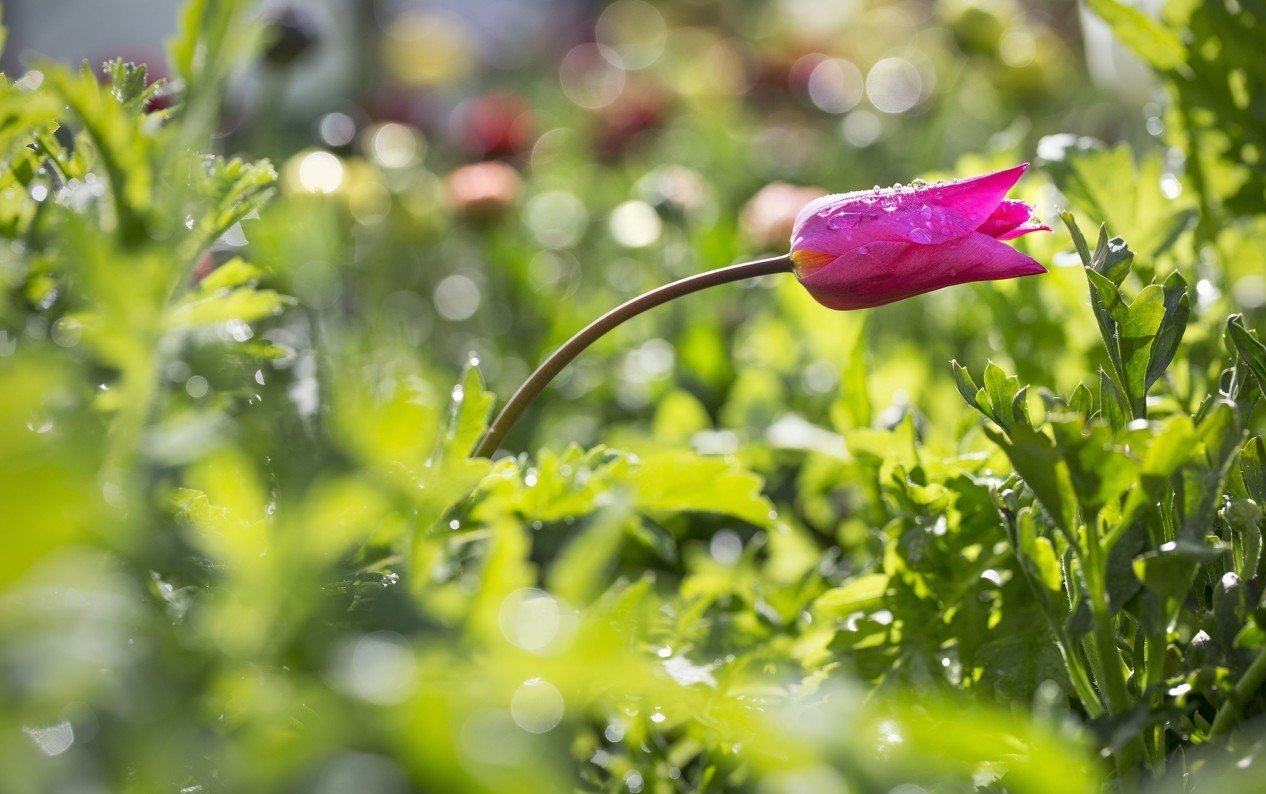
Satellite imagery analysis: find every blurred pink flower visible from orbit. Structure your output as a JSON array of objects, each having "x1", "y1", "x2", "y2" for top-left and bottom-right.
[
  {"x1": 448, "y1": 92, "x2": 537, "y2": 161},
  {"x1": 790, "y1": 164, "x2": 1049, "y2": 310},
  {"x1": 445, "y1": 161, "x2": 522, "y2": 219},
  {"x1": 741, "y1": 182, "x2": 827, "y2": 251}
]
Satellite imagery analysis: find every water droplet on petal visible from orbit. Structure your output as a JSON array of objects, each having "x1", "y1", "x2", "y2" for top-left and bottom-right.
[
  {"x1": 826, "y1": 212, "x2": 862, "y2": 231},
  {"x1": 940, "y1": 225, "x2": 951, "y2": 234},
  {"x1": 919, "y1": 205, "x2": 933, "y2": 220},
  {"x1": 908, "y1": 228, "x2": 933, "y2": 244},
  {"x1": 911, "y1": 178, "x2": 927, "y2": 188}
]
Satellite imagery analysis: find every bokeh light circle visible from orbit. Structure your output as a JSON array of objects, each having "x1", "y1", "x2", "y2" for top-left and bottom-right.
[
  {"x1": 866, "y1": 58, "x2": 922, "y2": 114},
  {"x1": 560, "y1": 44, "x2": 626, "y2": 109}
]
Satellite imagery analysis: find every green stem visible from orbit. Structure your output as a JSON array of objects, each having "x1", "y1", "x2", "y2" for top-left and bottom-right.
[
  {"x1": 472, "y1": 254, "x2": 794, "y2": 459},
  {"x1": 1209, "y1": 645, "x2": 1266, "y2": 739},
  {"x1": 1012, "y1": 530, "x2": 1104, "y2": 717},
  {"x1": 1144, "y1": 625, "x2": 1168, "y2": 774},
  {"x1": 1058, "y1": 624, "x2": 1107, "y2": 718},
  {"x1": 1081, "y1": 517, "x2": 1144, "y2": 784}
]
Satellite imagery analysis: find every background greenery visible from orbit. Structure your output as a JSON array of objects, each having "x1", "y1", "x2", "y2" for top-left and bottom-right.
[{"x1": 2, "y1": 0, "x2": 1265, "y2": 791}]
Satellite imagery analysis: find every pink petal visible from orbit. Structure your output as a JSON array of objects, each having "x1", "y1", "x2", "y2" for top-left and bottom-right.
[
  {"x1": 997, "y1": 221, "x2": 1052, "y2": 241},
  {"x1": 790, "y1": 164, "x2": 1029, "y2": 255},
  {"x1": 796, "y1": 231, "x2": 1047, "y2": 310},
  {"x1": 977, "y1": 200, "x2": 1035, "y2": 239}
]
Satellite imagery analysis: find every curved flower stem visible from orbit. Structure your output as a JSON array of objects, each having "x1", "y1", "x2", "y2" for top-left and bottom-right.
[{"x1": 472, "y1": 254, "x2": 794, "y2": 459}]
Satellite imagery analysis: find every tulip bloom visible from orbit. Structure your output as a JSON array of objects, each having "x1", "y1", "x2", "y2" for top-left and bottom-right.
[
  {"x1": 790, "y1": 164, "x2": 1049, "y2": 310},
  {"x1": 475, "y1": 165, "x2": 1051, "y2": 457}
]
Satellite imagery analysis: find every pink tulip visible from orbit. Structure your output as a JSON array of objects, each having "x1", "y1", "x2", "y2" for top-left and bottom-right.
[{"x1": 790, "y1": 163, "x2": 1049, "y2": 310}]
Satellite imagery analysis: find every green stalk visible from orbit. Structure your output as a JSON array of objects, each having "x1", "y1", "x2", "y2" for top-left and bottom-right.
[
  {"x1": 1013, "y1": 531, "x2": 1104, "y2": 717},
  {"x1": 1208, "y1": 645, "x2": 1266, "y2": 739},
  {"x1": 1080, "y1": 516, "x2": 1144, "y2": 784},
  {"x1": 1144, "y1": 625, "x2": 1168, "y2": 774},
  {"x1": 473, "y1": 254, "x2": 794, "y2": 458},
  {"x1": 1056, "y1": 622, "x2": 1107, "y2": 719}
]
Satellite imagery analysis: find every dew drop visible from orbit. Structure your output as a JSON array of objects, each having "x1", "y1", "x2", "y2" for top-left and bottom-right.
[
  {"x1": 451, "y1": 384, "x2": 464, "y2": 401},
  {"x1": 908, "y1": 228, "x2": 933, "y2": 244},
  {"x1": 826, "y1": 212, "x2": 862, "y2": 231},
  {"x1": 919, "y1": 205, "x2": 933, "y2": 220}
]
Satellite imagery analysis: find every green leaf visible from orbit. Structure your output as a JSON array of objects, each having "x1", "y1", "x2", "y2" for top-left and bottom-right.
[
  {"x1": 1145, "y1": 271, "x2": 1190, "y2": 391},
  {"x1": 197, "y1": 257, "x2": 263, "y2": 291},
  {"x1": 630, "y1": 451, "x2": 774, "y2": 528},
  {"x1": 812, "y1": 573, "x2": 888, "y2": 620},
  {"x1": 1059, "y1": 210, "x2": 1093, "y2": 269},
  {"x1": 1085, "y1": 269, "x2": 1127, "y2": 396},
  {"x1": 987, "y1": 424, "x2": 1077, "y2": 538},
  {"x1": 410, "y1": 365, "x2": 495, "y2": 572},
  {"x1": 184, "y1": 157, "x2": 278, "y2": 262},
  {"x1": 41, "y1": 64, "x2": 156, "y2": 244},
  {"x1": 1085, "y1": 0, "x2": 1189, "y2": 74},
  {"x1": 442, "y1": 364, "x2": 497, "y2": 462},
  {"x1": 1018, "y1": 508, "x2": 1063, "y2": 592},
  {"x1": 1242, "y1": 437, "x2": 1266, "y2": 506},
  {"x1": 1117, "y1": 415, "x2": 1195, "y2": 532},
  {"x1": 983, "y1": 362, "x2": 1020, "y2": 429},
  {"x1": 1115, "y1": 282, "x2": 1167, "y2": 413},
  {"x1": 1091, "y1": 227, "x2": 1134, "y2": 286},
  {"x1": 1069, "y1": 383, "x2": 1094, "y2": 421},
  {"x1": 951, "y1": 359, "x2": 981, "y2": 410},
  {"x1": 1235, "y1": 621, "x2": 1266, "y2": 650},
  {"x1": 1099, "y1": 369, "x2": 1128, "y2": 436},
  {"x1": 167, "y1": 287, "x2": 294, "y2": 328},
  {"x1": 1134, "y1": 546, "x2": 1201, "y2": 606},
  {"x1": 548, "y1": 501, "x2": 637, "y2": 606},
  {"x1": 626, "y1": 518, "x2": 678, "y2": 564},
  {"x1": 102, "y1": 59, "x2": 166, "y2": 115},
  {"x1": 1048, "y1": 417, "x2": 1139, "y2": 518},
  {"x1": 1175, "y1": 402, "x2": 1245, "y2": 542},
  {"x1": 1228, "y1": 315, "x2": 1266, "y2": 394}
]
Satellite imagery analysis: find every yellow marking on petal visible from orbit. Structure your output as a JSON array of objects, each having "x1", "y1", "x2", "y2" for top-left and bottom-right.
[{"x1": 791, "y1": 249, "x2": 835, "y2": 279}]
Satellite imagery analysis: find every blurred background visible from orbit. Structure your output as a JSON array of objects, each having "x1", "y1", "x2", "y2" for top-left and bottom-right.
[
  {"x1": 8, "y1": 2, "x2": 1266, "y2": 792},
  {"x1": 0, "y1": 0, "x2": 1159, "y2": 450}
]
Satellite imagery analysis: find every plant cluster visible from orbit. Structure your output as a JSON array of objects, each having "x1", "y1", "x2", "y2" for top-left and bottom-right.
[{"x1": 1, "y1": 1, "x2": 1265, "y2": 792}]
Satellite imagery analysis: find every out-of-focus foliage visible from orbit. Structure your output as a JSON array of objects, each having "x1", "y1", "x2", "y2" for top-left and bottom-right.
[{"x1": 1, "y1": 0, "x2": 1264, "y2": 792}]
